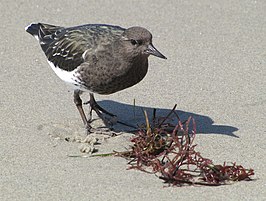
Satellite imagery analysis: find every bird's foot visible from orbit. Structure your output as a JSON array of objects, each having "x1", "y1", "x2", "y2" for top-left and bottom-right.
[
  {"x1": 83, "y1": 93, "x2": 137, "y2": 133},
  {"x1": 84, "y1": 113, "x2": 117, "y2": 135},
  {"x1": 86, "y1": 125, "x2": 121, "y2": 137}
]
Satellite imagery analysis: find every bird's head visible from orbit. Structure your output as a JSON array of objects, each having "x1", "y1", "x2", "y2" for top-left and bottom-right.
[{"x1": 121, "y1": 27, "x2": 167, "y2": 60}]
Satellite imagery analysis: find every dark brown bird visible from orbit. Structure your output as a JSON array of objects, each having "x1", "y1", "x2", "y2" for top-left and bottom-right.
[{"x1": 25, "y1": 23, "x2": 166, "y2": 132}]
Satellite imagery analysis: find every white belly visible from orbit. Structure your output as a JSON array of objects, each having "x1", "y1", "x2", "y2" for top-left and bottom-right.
[{"x1": 47, "y1": 60, "x2": 90, "y2": 92}]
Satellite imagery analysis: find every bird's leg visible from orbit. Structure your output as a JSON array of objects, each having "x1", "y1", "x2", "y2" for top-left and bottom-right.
[
  {"x1": 89, "y1": 93, "x2": 116, "y2": 117},
  {"x1": 88, "y1": 93, "x2": 117, "y2": 127},
  {"x1": 87, "y1": 105, "x2": 93, "y2": 123},
  {"x1": 73, "y1": 90, "x2": 91, "y2": 131},
  {"x1": 88, "y1": 93, "x2": 137, "y2": 129}
]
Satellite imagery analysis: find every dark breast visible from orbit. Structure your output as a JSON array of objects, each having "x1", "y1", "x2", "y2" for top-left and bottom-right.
[{"x1": 77, "y1": 55, "x2": 149, "y2": 94}]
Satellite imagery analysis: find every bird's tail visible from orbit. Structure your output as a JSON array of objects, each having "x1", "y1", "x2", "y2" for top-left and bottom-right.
[
  {"x1": 25, "y1": 23, "x2": 61, "y2": 41},
  {"x1": 25, "y1": 23, "x2": 40, "y2": 37}
]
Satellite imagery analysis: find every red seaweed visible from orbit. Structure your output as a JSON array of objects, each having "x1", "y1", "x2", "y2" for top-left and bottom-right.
[{"x1": 118, "y1": 106, "x2": 254, "y2": 186}]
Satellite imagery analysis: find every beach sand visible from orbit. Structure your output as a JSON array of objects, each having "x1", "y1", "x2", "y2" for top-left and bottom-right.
[{"x1": 1, "y1": 0, "x2": 265, "y2": 200}]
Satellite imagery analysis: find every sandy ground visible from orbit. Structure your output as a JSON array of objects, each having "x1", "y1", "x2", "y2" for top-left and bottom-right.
[{"x1": 1, "y1": 0, "x2": 265, "y2": 200}]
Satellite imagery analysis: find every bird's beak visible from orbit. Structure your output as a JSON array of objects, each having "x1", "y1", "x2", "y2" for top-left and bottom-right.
[{"x1": 145, "y1": 43, "x2": 167, "y2": 59}]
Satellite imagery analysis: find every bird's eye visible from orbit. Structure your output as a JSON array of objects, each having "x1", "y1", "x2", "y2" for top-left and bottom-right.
[{"x1": 130, "y1": 39, "x2": 138, "y2": 45}]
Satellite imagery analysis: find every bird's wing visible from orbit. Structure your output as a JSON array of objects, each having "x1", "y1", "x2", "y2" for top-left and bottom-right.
[
  {"x1": 38, "y1": 23, "x2": 125, "y2": 72},
  {"x1": 38, "y1": 24, "x2": 91, "y2": 71}
]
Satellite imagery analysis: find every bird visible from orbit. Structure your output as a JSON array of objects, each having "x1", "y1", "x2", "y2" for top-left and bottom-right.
[{"x1": 25, "y1": 22, "x2": 167, "y2": 133}]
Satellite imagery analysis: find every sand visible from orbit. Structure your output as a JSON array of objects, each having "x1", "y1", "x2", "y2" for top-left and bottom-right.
[{"x1": 1, "y1": 0, "x2": 265, "y2": 200}]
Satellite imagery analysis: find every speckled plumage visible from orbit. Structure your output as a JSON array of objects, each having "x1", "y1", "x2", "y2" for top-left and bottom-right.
[
  {"x1": 36, "y1": 24, "x2": 125, "y2": 72},
  {"x1": 26, "y1": 22, "x2": 166, "y2": 131}
]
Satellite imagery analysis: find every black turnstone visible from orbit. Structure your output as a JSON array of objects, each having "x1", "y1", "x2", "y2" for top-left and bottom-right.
[{"x1": 25, "y1": 23, "x2": 166, "y2": 132}]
